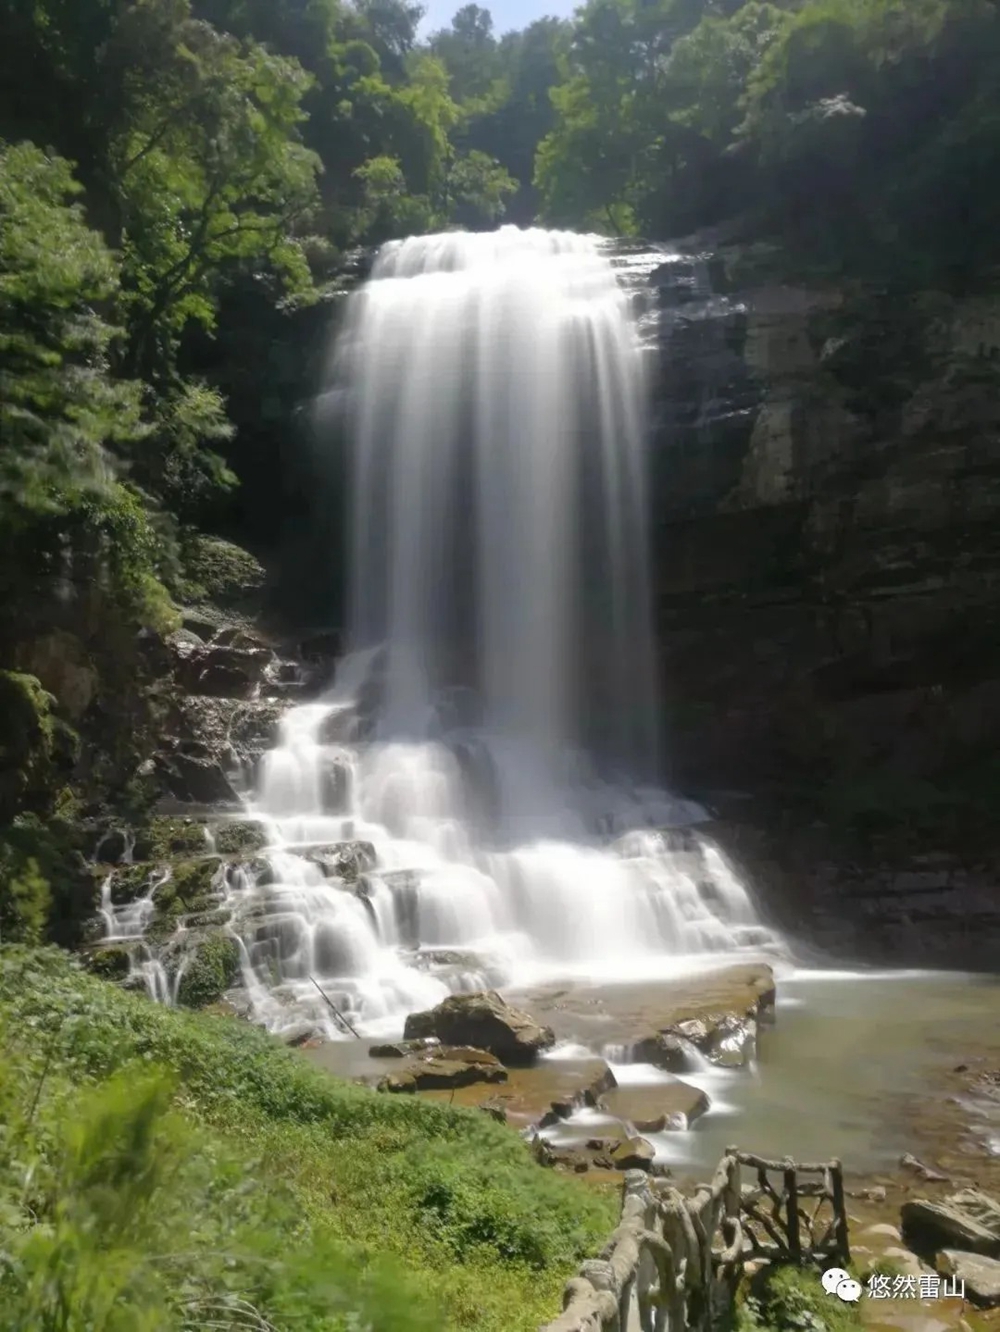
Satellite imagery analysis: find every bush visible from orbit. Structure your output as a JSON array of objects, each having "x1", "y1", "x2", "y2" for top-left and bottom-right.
[{"x1": 0, "y1": 947, "x2": 615, "y2": 1331}]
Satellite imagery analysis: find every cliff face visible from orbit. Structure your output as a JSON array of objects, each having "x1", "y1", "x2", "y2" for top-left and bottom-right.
[{"x1": 632, "y1": 237, "x2": 1000, "y2": 966}]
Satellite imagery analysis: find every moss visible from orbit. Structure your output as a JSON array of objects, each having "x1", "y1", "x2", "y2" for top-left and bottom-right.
[
  {"x1": 86, "y1": 945, "x2": 132, "y2": 981},
  {"x1": 211, "y1": 819, "x2": 268, "y2": 856},
  {"x1": 176, "y1": 933, "x2": 241, "y2": 1008},
  {"x1": 179, "y1": 535, "x2": 265, "y2": 610},
  {"x1": 106, "y1": 863, "x2": 155, "y2": 906},
  {"x1": 133, "y1": 817, "x2": 209, "y2": 861},
  {"x1": 0, "y1": 812, "x2": 96, "y2": 948},
  {"x1": 146, "y1": 857, "x2": 222, "y2": 943},
  {"x1": 0, "y1": 671, "x2": 77, "y2": 822}
]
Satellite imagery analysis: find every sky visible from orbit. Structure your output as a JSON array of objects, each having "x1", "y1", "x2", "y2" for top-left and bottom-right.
[{"x1": 417, "y1": 0, "x2": 578, "y2": 38}]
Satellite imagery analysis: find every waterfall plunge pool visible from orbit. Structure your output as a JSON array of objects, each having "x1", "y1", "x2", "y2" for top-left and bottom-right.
[{"x1": 304, "y1": 965, "x2": 1000, "y2": 1179}]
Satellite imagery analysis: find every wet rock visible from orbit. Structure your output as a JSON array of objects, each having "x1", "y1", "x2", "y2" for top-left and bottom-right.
[
  {"x1": 403, "y1": 990, "x2": 555, "y2": 1065},
  {"x1": 212, "y1": 626, "x2": 270, "y2": 652},
  {"x1": 479, "y1": 1096, "x2": 509, "y2": 1124},
  {"x1": 153, "y1": 744, "x2": 241, "y2": 806},
  {"x1": 174, "y1": 696, "x2": 283, "y2": 767},
  {"x1": 166, "y1": 628, "x2": 205, "y2": 662},
  {"x1": 377, "y1": 1046, "x2": 508, "y2": 1092},
  {"x1": 133, "y1": 817, "x2": 210, "y2": 861},
  {"x1": 630, "y1": 1031, "x2": 697, "y2": 1073},
  {"x1": 285, "y1": 1026, "x2": 325, "y2": 1049},
  {"x1": 900, "y1": 1152, "x2": 950, "y2": 1183},
  {"x1": 609, "y1": 1137, "x2": 656, "y2": 1171},
  {"x1": 599, "y1": 1080, "x2": 710, "y2": 1132},
  {"x1": 175, "y1": 933, "x2": 241, "y2": 1009},
  {"x1": 146, "y1": 857, "x2": 225, "y2": 943},
  {"x1": 106, "y1": 862, "x2": 155, "y2": 905},
  {"x1": 531, "y1": 1138, "x2": 591, "y2": 1172},
  {"x1": 937, "y1": 1250, "x2": 1000, "y2": 1307},
  {"x1": 537, "y1": 1063, "x2": 618, "y2": 1128},
  {"x1": 902, "y1": 1190, "x2": 1000, "y2": 1258},
  {"x1": 410, "y1": 949, "x2": 487, "y2": 973},
  {"x1": 369, "y1": 1038, "x2": 440, "y2": 1059},
  {"x1": 94, "y1": 827, "x2": 132, "y2": 864},
  {"x1": 180, "y1": 645, "x2": 274, "y2": 700},
  {"x1": 212, "y1": 820, "x2": 268, "y2": 857},
  {"x1": 306, "y1": 840, "x2": 376, "y2": 882}
]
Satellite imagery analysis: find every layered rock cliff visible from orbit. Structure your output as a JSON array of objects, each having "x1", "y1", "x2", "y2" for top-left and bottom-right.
[{"x1": 635, "y1": 234, "x2": 1000, "y2": 967}]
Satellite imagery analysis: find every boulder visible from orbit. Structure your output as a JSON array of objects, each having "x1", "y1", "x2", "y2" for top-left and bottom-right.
[
  {"x1": 377, "y1": 1047, "x2": 508, "y2": 1092},
  {"x1": 479, "y1": 1096, "x2": 509, "y2": 1124},
  {"x1": 369, "y1": 1038, "x2": 440, "y2": 1059},
  {"x1": 538, "y1": 1063, "x2": 618, "y2": 1127},
  {"x1": 599, "y1": 1080, "x2": 710, "y2": 1132},
  {"x1": 902, "y1": 1190, "x2": 1000, "y2": 1258},
  {"x1": 180, "y1": 645, "x2": 274, "y2": 700},
  {"x1": 175, "y1": 933, "x2": 241, "y2": 1008},
  {"x1": 306, "y1": 841, "x2": 376, "y2": 882},
  {"x1": 153, "y1": 745, "x2": 241, "y2": 806},
  {"x1": 166, "y1": 628, "x2": 205, "y2": 662},
  {"x1": 211, "y1": 819, "x2": 269, "y2": 857},
  {"x1": 402, "y1": 990, "x2": 555, "y2": 1065},
  {"x1": 937, "y1": 1250, "x2": 1000, "y2": 1307},
  {"x1": 609, "y1": 1137, "x2": 656, "y2": 1172}
]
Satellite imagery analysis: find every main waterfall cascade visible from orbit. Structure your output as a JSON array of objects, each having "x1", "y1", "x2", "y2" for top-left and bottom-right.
[{"x1": 214, "y1": 229, "x2": 782, "y2": 1037}]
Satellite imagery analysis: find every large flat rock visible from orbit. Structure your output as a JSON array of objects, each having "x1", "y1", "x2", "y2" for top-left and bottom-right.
[
  {"x1": 599, "y1": 1080, "x2": 710, "y2": 1132},
  {"x1": 902, "y1": 1190, "x2": 1000, "y2": 1258},
  {"x1": 937, "y1": 1250, "x2": 1000, "y2": 1306},
  {"x1": 512, "y1": 962, "x2": 775, "y2": 1051}
]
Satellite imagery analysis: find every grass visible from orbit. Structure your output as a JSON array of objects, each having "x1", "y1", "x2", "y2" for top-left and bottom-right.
[
  {"x1": 735, "y1": 1264, "x2": 865, "y2": 1332},
  {"x1": 0, "y1": 946, "x2": 614, "y2": 1331}
]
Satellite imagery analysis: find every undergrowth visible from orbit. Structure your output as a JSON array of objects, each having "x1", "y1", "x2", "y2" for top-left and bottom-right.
[{"x1": 0, "y1": 946, "x2": 615, "y2": 1330}]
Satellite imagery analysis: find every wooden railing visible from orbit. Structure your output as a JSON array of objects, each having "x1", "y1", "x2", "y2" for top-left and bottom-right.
[{"x1": 539, "y1": 1147, "x2": 850, "y2": 1332}]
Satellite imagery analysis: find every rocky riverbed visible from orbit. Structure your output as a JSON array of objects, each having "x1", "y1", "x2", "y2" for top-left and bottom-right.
[{"x1": 302, "y1": 960, "x2": 1000, "y2": 1331}]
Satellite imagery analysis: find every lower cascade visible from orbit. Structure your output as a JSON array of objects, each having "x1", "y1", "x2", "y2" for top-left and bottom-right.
[{"x1": 124, "y1": 228, "x2": 784, "y2": 1037}]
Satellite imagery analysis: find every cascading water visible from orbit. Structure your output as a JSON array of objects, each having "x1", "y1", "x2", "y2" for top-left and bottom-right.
[{"x1": 220, "y1": 228, "x2": 783, "y2": 1039}]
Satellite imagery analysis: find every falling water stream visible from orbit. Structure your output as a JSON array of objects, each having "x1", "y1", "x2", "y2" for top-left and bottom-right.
[{"x1": 204, "y1": 228, "x2": 785, "y2": 1041}]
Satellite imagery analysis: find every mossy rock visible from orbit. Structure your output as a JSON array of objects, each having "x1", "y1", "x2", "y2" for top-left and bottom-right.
[
  {"x1": 0, "y1": 671, "x2": 79, "y2": 822},
  {"x1": 133, "y1": 817, "x2": 210, "y2": 861},
  {"x1": 145, "y1": 857, "x2": 223, "y2": 943},
  {"x1": 211, "y1": 820, "x2": 268, "y2": 857},
  {"x1": 180, "y1": 536, "x2": 265, "y2": 611},
  {"x1": 85, "y1": 945, "x2": 132, "y2": 981},
  {"x1": 106, "y1": 863, "x2": 156, "y2": 906},
  {"x1": 176, "y1": 933, "x2": 241, "y2": 1008}
]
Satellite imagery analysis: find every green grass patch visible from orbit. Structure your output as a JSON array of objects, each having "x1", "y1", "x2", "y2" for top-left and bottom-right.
[
  {"x1": 0, "y1": 947, "x2": 615, "y2": 1330},
  {"x1": 735, "y1": 1264, "x2": 864, "y2": 1332}
]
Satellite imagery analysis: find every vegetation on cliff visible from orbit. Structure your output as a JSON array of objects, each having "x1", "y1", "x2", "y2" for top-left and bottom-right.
[
  {"x1": 2, "y1": 0, "x2": 998, "y2": 906},
  {"x1": 0, "y1": 947, "x2": 615, "y2": 1330}
]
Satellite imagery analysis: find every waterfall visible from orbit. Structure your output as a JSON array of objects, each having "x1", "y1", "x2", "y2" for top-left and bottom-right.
[{"x1": 223, "y1": 228, "x2": 782, "y2": 1038}]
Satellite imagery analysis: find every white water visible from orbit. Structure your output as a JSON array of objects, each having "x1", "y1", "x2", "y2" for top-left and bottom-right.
[{"x1": 165, "y1": 229, "x2": 785, "y2": 1036}]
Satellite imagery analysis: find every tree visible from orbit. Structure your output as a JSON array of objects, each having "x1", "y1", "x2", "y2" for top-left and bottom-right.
[{"x1": 0, "y1": 141, "x2": 143, "y2": 520}]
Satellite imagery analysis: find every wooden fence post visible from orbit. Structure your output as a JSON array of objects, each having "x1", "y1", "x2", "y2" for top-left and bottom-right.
[
  {"x1": 783, "y1": 1160, "x2": 801, "y2": 1264},
  {"x1": 829, "y1": 1159, "x2": 850, "y2": 1265}
]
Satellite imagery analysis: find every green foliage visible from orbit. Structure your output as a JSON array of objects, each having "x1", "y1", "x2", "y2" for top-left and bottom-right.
[
  {"x1": 0, "y1": 857, "x2": 52, "y2": 945},
  {"x1": 133, "y1": 817, "x2": 210, "y2": 861},
  {"x1": 736, "y1": 1263, "x2": 864, "y2": 1331},
  {"x1": 0, "y1": 141, "x2": 144, "y2": 520},
  {"x1": 0, "y1": 948, "x2": 616, "y2": 1331},
  {"x1": 0, "y1": 1056, "x2": 442, "y2": 1330},
  {"x1": 178, "y1": 533, "x2": 266, "y2": 607}
]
